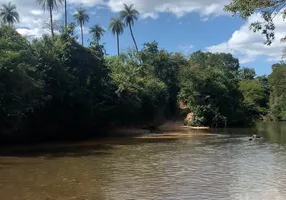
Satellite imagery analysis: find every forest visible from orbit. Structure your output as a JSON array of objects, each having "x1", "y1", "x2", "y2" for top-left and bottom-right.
[{"x1": 0, "y1": 1, "x2": 286, "y2": 140}]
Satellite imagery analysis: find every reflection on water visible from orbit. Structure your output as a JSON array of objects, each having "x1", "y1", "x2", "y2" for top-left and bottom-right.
[
  {"x1": 255, "y1": 122, "x2": 286, "y2": 144},
  {"x1": 0, "y1": 123, "x2": 286, "y2": 200}
]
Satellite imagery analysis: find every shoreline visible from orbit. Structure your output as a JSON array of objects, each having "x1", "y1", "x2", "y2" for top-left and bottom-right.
[
  {"x1": 156, "y1": 121, "x2": 210, "y2": 132},
  {"x1": 0, "y1": 121, "x2": 210, "y2": 147}
]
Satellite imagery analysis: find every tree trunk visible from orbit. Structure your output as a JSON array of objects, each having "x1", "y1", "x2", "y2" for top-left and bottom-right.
[
  {"x1": 81, "y1": 23, "x2": 83, "y2": 46},
  {"x1": 49, "y1": 6, "x2": 54, "y2": 37},
  {"x1": 64, "y1": 0, "x2": 67, "y2": 28},
  {"x1": 129, "y1": 23, "x2": 138, "y2": 51},
  {"x1": 117, "y1": 32, "x2": 120, "y2": 56}
]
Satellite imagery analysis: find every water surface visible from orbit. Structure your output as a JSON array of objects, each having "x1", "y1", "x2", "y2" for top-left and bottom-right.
[{"x1": 1, "y1": 123, "x2": 286, "y2": 200}]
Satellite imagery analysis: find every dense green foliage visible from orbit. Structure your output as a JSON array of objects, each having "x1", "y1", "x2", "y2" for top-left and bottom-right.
[
  {"x1": 0, "y1": 26, "x2": 168, "y2": 137},
  {"x1": 268, "y1": 63, "x2": 286, "y2": 121},
  {"x1": 1, "y1": 0, "x2": 286, "y2": 139},
  {"x1": 238, "y1": 79, "x2": 268, "y2": 118},
  {"x1": 140, "y1": 41, "x2": 187, "y2": 118},
  {"x1": 28, "y1": 25, "x2": 113, "y2": 136},
  {"x1": 179, "y1": 52, "x2": 241, "y2": 126},
  {"x1": 225, "y1": 0, "x2": 286, "y2": 121},
  {"x1": 0, "y1": 25, "x2": 116, "y2": 136},
  {"x1": 178, "y1": 51, "x2": 271, "y2": 127},
  {"x1": 0, "y1": 26, "x2": 45, "y2": 133},
  {"x1": 106, "y1": 54, "x2": 168, "y2": 125}
]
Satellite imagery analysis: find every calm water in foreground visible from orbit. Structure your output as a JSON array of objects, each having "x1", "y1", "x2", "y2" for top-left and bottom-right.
[{"x1": 1, "y1": 122, "x2": 286, "y2": 200}]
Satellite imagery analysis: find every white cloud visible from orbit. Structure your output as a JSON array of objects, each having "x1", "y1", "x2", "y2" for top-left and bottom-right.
[
  {"x1": 201, "y1": 17, "x2": 209, "y2": 22},
  {"x1": 107, "y1": 0, "x2": 231, "y2": 19},
  {"x1": 207, "y1": 13, "x2": 286, "y2": 64},
  {"x1": 0, "y1": 0, "x2": 233, "y2": 38},
  {"x1": 141, "y1": 12, "x2": 158, "y2": 19},
  {"x1": 0, "y1": 0, "x2": 103, "y2": 38},
  {"x1": 76, "y1": 26, "x2": 90, "y2": 35},
  {"x1": 0, "y1": 0, "x2": 65, "y2": 37},
  {"x1": 30, "y1": 10, "x2": 42, "y2": 16},
  {"x1": 179, "y1": 44, "x2": 194, "y2": 54},
  {"x1": 16, "y1": 28, "x2": 49, "y2": 39},
  {"x1": 68, "y1": 0, "x2": 104, "y2": 7}
]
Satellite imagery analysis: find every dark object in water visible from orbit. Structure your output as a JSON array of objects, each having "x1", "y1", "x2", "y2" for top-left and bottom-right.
[{"x1": 249, "y1": 134, "x2": 264, "y2": 141}]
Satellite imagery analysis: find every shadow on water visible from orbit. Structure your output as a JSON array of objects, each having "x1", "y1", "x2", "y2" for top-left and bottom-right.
[
  {"x1": 0, "y1": 161, "x2": 44, "y2": 169},
  {"x1": 0, "y1": 161, "x2": 42, "y2": 165},
  {"x1": 0, "y1": 137, "x2": 179, "y2": 158},
  {"x1": 2, "y1": 122, "x2": 284, "y2": 158},
  {"x1": 0, "y1": 144, "x2": 113, "y2": 158}
]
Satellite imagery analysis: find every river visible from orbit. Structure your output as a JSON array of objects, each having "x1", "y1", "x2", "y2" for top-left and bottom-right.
[{"x1": 0, "y1": 122, "x2": 286, "y2": 200}]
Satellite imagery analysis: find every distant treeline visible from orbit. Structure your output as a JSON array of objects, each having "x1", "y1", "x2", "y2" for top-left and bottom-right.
[{"x1": 0, "y1": 25, "x2": 285, "y2": 139}]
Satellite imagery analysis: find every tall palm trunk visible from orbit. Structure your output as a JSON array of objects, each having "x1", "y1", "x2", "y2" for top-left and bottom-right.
[
  {"x1": 80, "y1": 23, "x2": 83, "y2": 45},
  {"x1": 129, "y1": 22, "x2": 138, "y2": 51},
  {"x1": 49, "y1": 6, "x2": 54, "y2": 37},
  {"x1": 64, "y1": 0, "x2": 67, "y2": 28},
  {"x1": 117, "y1": 32, "x2": 120, "y2": 56}
]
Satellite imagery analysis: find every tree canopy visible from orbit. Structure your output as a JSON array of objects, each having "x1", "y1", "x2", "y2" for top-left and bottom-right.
[
  {"x1": 268, "y1": 63, "x2": 286, "y2": 121},
  {"x1": 90, "y1": 24, "x2": 105, "y2": 45},
  {"x1": 225, "y1": 0, "x2": 286, "y2": 45},
  {"x1": 0, "y1": 2, "x2": 284, "y2": 141}
]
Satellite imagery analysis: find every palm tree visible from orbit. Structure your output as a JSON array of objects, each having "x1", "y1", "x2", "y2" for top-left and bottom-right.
[
  {"x1": 37, "y1": 0, "x2": 63, "y2": 37},
  {"x1": 73, "y1": 8, "x2": 89, "y2": 46},
  {"x1": 43, "y1": 19, "x2": 61, "y2": 33},
  {"x1": 109, "y1": 18, "x2": 124, "y2": 56},
  {"x1": 120, "y1": 4, "x2": 139, "y2": 51},
  {"x1": 90, "y1": 24, "x2": 105, "y2": 44},
  {"x1": 0, "y1": 2, "x2": 19, "y2": 27}
]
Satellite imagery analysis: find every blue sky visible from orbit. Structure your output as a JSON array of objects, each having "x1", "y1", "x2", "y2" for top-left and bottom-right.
[
  {"x1": 2, "y1": 0, "x2": 286, "y2": 75},
  {"x1": 77, "y1": 7, "x2": 282, "y2": 75}
]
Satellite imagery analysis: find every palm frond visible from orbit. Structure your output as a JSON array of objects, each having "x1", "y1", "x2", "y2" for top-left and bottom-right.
[
  {"x1": 120, "y1": 4, "x2": 139, "y2": 27},
  {"x1": 0, "y1": 2, "x2": 19, "y2": 25},
  {"x1": 37, "y1": 0, "x2": 63, "y2": 11},
  {"x1": 109, "y1": 18, "x2": 124, "y2": 35},
  {"x1": 73, "y1": 7, "x2": 89, "y2": 26}
]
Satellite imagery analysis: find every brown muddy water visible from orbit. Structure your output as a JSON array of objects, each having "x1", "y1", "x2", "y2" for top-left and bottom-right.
[{"x1": 0, "y1": 122, "x2": 286, "y2": 200}]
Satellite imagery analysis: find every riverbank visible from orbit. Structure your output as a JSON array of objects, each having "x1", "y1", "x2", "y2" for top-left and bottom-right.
[
  {"x1": 0, "y1": 120, "x2": 211, "y2": 146},
  {"x1": 106, "y1": 121, "x2": 210, "y2": 137},
  {"x1": 157, "y1": 121, "x2": 210, "y2": 131}
]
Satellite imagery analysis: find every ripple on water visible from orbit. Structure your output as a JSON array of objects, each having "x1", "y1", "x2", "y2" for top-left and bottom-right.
[{"x1": 1, "y1": 133, "x2": 286, "y2": 200}]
